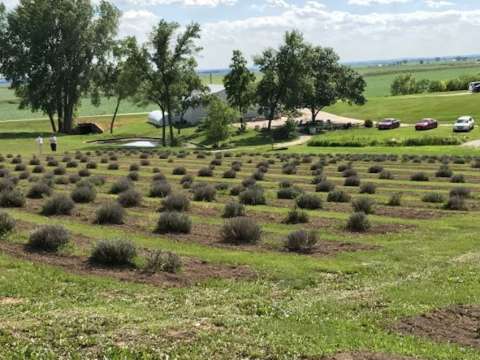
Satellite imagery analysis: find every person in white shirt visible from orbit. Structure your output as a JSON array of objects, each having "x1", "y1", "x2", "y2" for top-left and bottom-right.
[
  {"x1": 36, "y1": 135, "x2": 43, "y2": 156},
  {"x1": 50, "y1": 133, "x2": 57, "y2": 152}
]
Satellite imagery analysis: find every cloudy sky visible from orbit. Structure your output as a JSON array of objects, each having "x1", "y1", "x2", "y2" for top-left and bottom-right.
[{"x1": 5, "y1": 0, "x2": 480, "y2": 68}]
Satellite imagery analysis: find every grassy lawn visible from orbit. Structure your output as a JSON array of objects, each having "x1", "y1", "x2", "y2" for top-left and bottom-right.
[{"x1": 326, "y1": 92, "x2": 480, "y2": 124}]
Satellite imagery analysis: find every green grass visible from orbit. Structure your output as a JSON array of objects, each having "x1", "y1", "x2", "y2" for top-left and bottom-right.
[{"x1": 326, "y1": 92, "x2": 480, "y2": 124}]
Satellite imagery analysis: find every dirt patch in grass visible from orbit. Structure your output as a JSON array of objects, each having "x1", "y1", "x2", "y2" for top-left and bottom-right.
[
  {"x1": 0, "y1": 297, "x2": 25, "y2": 305},
  {"x1": 0, "y1": 240, "x2": 255, "y2": 288},
  {"x1": 316, "y1": 352, "x2": 421, "y2": 360},
  {"x1": 390, "y1": 305, "x2": 480, "y2": 350}
]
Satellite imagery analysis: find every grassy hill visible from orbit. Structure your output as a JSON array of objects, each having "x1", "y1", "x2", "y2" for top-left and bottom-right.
[{"x1": 325, "y1": 92, "x2": 480, "y2": 124}]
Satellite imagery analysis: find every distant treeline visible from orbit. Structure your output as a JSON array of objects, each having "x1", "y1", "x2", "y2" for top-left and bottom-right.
[{"x1": 391, "y1": 73, "x2": 480, "y2": 96}]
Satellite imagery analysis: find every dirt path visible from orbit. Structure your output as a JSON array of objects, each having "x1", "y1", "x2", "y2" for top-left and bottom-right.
[
  {"x1": 461, "y1": 140, "x2": 480, "y2": 148},
  {"x1": 273, "y1": 132, "x2": 312, "y2": 148}
]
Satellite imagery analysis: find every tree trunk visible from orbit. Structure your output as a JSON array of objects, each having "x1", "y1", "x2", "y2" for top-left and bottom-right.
[
  {"x1": 268, "y1": 108, "x2": 276, "y2": 131},
  {"x1": 110, "y1": 98, "x2": 121, "y2": 134},
  {"x1": 48, "y1": 114, "x2": 57, "y2": 133},
  {"x1": 166, "y1": 104, "x2": 175, "y2": 147},
  {"x1": 177, "y1": 115, "x2": 183, "y2": 135},
  {"x1": 161, "y1": 108, "x2": 166, "y2": 147},
  {"x1": 311, "y1": 107, "x2": 316, "y2": 122},
  {"x1": 63, "y1": 99, "x2": 74, "y2": 135}
]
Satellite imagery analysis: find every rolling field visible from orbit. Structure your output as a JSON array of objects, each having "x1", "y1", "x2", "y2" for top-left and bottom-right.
[
  {"x1": 1, "y1": 147, "x2": 480, "y2": 358},
  {"x1": 325, "y1": 92, "x2": 480, "y2": 124}
]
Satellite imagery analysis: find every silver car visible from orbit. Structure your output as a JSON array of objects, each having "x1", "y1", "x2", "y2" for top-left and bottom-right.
[{"x1": 453, "y1": 116, "x2": 474, "y2": 132}]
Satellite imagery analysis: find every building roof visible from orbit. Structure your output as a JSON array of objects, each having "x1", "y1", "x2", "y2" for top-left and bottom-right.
[{"x1": 208, "y1": 84, "x2": 225, "y2": 94}]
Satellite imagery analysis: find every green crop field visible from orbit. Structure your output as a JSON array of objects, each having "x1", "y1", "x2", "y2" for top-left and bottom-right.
[{"x1": 1, "y1": 129, "x2": 480, "y2": 358}]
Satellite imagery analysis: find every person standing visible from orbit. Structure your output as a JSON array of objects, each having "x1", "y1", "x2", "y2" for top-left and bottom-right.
[
  {"x1": 50, "y1": 133, "x2": 57, "y2": 153},
  {"x1": 36, "y1": 135, "x2": 44, "y2": 156}
]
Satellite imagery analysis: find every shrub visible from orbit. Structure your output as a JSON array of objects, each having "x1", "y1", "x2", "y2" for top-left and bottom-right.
[
  {"x1": 211, "y1": 159, "x2": 222, "y2": 166},
  {"x1": 231, "y1": 163, "x2": 242, "y2": 172},
  {"x1": 279, "y1": 180, "x2": 293, "y2": 189},
  {"x1": 215, "y1": 183, "x2": 229, "y2": 191},
  {"x1": 387, "y1": 193, "x2": 402, "y2": 207},
  {"x1": 71, "y1": 186, "x2": 96, "y2": 203},
  {"x1": 0, "y1": 169, "x2": 10, "y2": 178},
  {"x1": 230, "y1": 185, "x2": 246, "y2": 196},
  {"x1": 95, "y1": 202, "x2": 126, "y2": 224},
  {"x1": 451, "y1": 174, "x2": 466, "y2": 183},
  {"x1": 193, "y1": 185, "x2": 216, "y2": 202},
  {"x1": 449, "y1": 187, "x2": 471, "y2": 199},
  {"x1": 117, "y1": 189, "x2": 142, "y2": 208},
  {"x1": 327, "y1": 189, "x2": 351, "y2": 203},
  {"x1": 19, "y1": 170, "x2": 30, "y2": 180},
  {"x1": 66, "y1": 160, "x2": 78, "y2": 168},
  {"x1": 109, "y1": 178, "x2": 133, "y2": 194},
  {"x1": 315, "y1": 180, "x2": 335, "y2": 193},
  {"x1": 284, "y1": 230, "x2": 318, "y2": 254},
  {"x1": 90, "y1": 239, "x2": 137, "y2": 266},
  {"x1": 444, "y1": 196, "x2": 468, "y2": 211},
  {"x1": 0, "y1": 179, "x2": 15, "y2": 192},
  {"x1": 368, "y1": 165, "x2": 383, "y2": 174},
  {"x1": 0, "y1": 190, "x2": 25, "y2": 208},
  {"x1": 161, "y1": 193, "x2": 190, "y2": 212},
  {"x1": 346, "y1": 212, "x2": 371, "y2": 232},
  {"x1": 11, "y1": 157, "x2": 22, "y2": 164},
  {"x1": 221, "y1": 217, "x2": 262, "y2": 245},
  {"x1": 78, "y1": 168, "x2": 90, "y2": 177},
  {"x1": 296, "y1": 194, "x2": 322, "y2": 210},
  {"x1": 141, "y1": 159, "x2": 150, "y2": 166},
  {"x1": 198, "y1": 167, "x2": 213, "y2": 177},
  {"x1": 86, "y1": 161, "x2": 97, "y2": 169},
  {"x1": 379, "y1": 170, "x2": 393, "y2": 180},
  {"x1": 351, "y1": 197, "x2": 375, "y2": 214},
  {"x1": 0, "y1": 212, "x2": 15, "y2": 236},
  {"x1": 29, "y1": 158, "x2": 40, "y2": 166},
  {"x1": 277, "y1": 186, "x2": 302, "y2": 199},
  {"x1": 172, "y1": 167, "x2": 187, "y2": 175},
  {"x1": 108, "y1": 163, "x2": 119, "y2": 170},
  {"x1": 359, "y1": 182, "x2": 377, "y2": 194},
  {"x1": 364, "y1": 119, "x2": 374, "y2": 128},
  {"x1": 252, "y1": 171, "x2": 265, "y2": 181},
  {"x1": 53, "y1": 166, "x2": 66, "y2": 175},
  {"x1": 435, "y1": 166, "x2": 453, "y2": 178},
  {"x1": 41, "y1": 194, "x2": 75, "y2": 215},
  {"x1": 32, "y1": 165, "x2": 45, "y2": 174},
  {"x1": 342, "y1": 169, "x2": 357, "y2": 178},
  {"x1": 155, "y1": 212, "x2": 192, "y2": 234},
  {"x1": 129, "y1": 163, "x2": 140, "y2": 171},
  {"x1": 223, "y1": 169, "x2": 237, "y2": 179},
  {"x1": 344, "y1": 176, "x2": 361, "y2": 187},
  {"x1": 283, "y1": 208, "x2": 309, "y2": 224},
  {"x1": 69, "y1": 174, "x2": 81, "y2": 184},
  {"x1": 14, "y1": 164, "x2": 26, "y2": 171},
  {"x1": 54, "y1": 176, "x2": 69, "y2": 185},
  {"x1": 223, "y1": 202, "x2": 246, "y2": 218},
  {"x1": 28, "y1": 225, "x2": 70, "y2": 252},
  {"x1": 27, "y1": 182, "x2": 53, "y2": 199},
  {"x1": 144, "y1": 250, "x2": 183, "y2": 274},
  {"x1": 422, "y1": 192, "x2": 445, "y2": 203},
  {"x1": 239, "y1": 186, "x2": 266, "y2": 206},
  {"x1": 282, "y1": 165, "x2": 297, "y2": 175},
  {"x1": 242, "y1": 178, "x2": 256, "y2": 188},
  {"x1": 411, "y1": 172, "x2": 429, "y2": 182},
  {"x1": 89, "y1": 176, "x2": 106, "y2": 187},
  {"x1": 149, "y1": 181, "x2": 171, "y2": 198}
]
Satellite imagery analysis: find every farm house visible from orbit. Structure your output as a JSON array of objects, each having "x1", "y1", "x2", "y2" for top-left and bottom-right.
[{"x1": 148, "y1": 84, "x2": 260, "y2": 126}]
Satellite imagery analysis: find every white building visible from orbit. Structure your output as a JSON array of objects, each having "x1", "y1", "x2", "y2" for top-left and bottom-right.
[{"x1": 148, "y1": 84, "x2": 260, "y2": 127}]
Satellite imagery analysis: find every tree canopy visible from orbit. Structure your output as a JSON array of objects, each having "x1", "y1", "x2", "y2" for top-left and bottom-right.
[
  {"x1": 203, "y1": 95, "x2": 237, "y2": 147},
  {"x1": 0, "y1": 0, "x2": 120, "y2": 133}
]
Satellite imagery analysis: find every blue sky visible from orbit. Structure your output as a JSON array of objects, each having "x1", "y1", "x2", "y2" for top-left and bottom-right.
[{"x1": 5, "y1": 0, "x2": 480, "y2": 68}]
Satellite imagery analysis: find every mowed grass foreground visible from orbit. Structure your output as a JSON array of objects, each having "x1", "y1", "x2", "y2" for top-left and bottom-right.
[{"x1": 0, "y1": 144, "x2": 480, "y2": 358}]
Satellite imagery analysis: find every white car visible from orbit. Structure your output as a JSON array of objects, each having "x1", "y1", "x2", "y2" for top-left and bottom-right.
[{"x1": 453, "y1": 116, "x2": 475, "y2": 132}]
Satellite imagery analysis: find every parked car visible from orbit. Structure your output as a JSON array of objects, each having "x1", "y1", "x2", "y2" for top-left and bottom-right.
[
  {"x1": 415, "y1": 118, "x2": 438, "y2": 131},
  {"x1": 453, "y1": 116, "x2": 475, "y2": 132},
  {"x1": 378, "y1": 118, "x2": 400, "y2": 130},
  {"x1": 469, "y1": 81, "x2": 480, "y2": 93}
]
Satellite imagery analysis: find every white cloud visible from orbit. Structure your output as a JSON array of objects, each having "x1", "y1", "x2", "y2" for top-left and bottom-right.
[
  {"x1": 116, "y1": 0, "x2": 236, "y2": 6},
  {"x1": 426, "y1": 1, "x2": 454, "y2": 9},
  {"x1": 265, "y1": 0, "x2": 292, "y2": 9},
  {"x1": 195, "y1": 2, "x2": 480, "y2": 68},
  {"x1": 349, "y1": 0, "x2": 409, "y2": 6},
  {"x1": 119, "y1": 10, "x2": 160, "y2": 43}
]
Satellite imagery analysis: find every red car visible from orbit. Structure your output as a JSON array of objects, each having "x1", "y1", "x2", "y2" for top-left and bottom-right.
[
  {"x1": 377, "y1": 118, "x2": 401, "y2": 130},
  {"x1": 415, "y1": 118, "x2": 438, "y2": 131}
]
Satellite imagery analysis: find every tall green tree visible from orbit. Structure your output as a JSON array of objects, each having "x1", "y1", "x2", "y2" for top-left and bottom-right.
[
  {"x1": 0, "y1": 0, "x2": 120, "y2": 134},
  {"x1": 175, "y1": 60, "x2": 209, "y2": 135},
  {"x1": 203, "y1": 96, "x2": 237, "y2": 148},
  {"x1": 254, "y1": 30, "x2": 308, "y2": 130},
  {"x1": 92, "y1": 39, "x2": 141, "y2": 134},
  {"x1": 223, "y1": 50, "x2": 256, "y2": 129},
  {"x1": 301, "y1": 46, "x2": 366, "y2": 122}
]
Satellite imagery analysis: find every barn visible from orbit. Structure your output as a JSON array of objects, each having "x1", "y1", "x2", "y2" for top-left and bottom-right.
[{"x1": 148, "y1": 84, "x2": 260, "y2": 127}]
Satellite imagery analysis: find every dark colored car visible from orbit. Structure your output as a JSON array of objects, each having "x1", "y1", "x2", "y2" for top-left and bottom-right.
[
  {"x1": 415, "y1": 118, "x2": 438, "y2": 131},
  {"x1": 377, "y1": 118, "x2": 400, "y2": 130}
]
